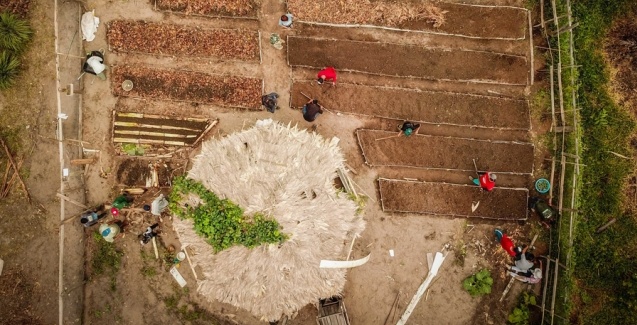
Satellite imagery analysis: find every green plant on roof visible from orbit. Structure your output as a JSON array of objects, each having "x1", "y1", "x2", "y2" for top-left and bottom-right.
[
  {"x1": 0, "y1": 12, "x2": 32, "y2": 53},
  {"x1": 462, "y1": 268, "x2": 493, "y2": 297},
  {"x1": 168, "y1": 176, "x2": 287, "y2": 252},
  {"x1": 0, "y1": 51, "x2": 19, "y2": 90}
]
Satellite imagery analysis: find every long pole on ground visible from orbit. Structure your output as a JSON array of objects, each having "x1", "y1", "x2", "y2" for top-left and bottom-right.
[{"x1": 396, "y1": 252, "x2": 445, "y2": 325}]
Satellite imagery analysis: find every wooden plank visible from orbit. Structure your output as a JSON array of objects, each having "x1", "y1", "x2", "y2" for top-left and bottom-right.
[
  {"x1": 70, "y1": 158, "x2": 96, "y2": 165},
  {"x1": 0, "y1": 138, "x2": 31, "y2": 203},
  {"x1": 56, "y1": 193, "x2": 88, "y2": 209}
]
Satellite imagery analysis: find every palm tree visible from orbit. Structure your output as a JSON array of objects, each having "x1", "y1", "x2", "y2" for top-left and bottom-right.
[
  {"x1": 0, "y1": 51, "x2": 20, "y2": 90},
  {"x1": 0, "y1": 12, "x2": 32, "y2": 53}
]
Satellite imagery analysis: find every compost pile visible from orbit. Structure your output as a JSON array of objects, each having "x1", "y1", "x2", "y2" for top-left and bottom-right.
[
  {"x1": 171, "y1": 120, "x2": 365, "y2": 321},
  {"x1": 288, "y1": 0, "x2": 447, "y2": 27},
  {"x1": 156, "y1": 0, "x2": 258, "y2": 17},
  {"x1": 111, "y1": 65, "x2": 261, "y2": 109},
  {"x1": 107, "y1": 21, "x2": 259, "y2": 61}
]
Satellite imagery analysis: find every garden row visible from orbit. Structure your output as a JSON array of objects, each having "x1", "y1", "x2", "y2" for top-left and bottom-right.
[
  {"x1": 155, "y1": 0, "x2": 258, "y2": 18},
  {"x1": 291, "y1": 82, "x2": 530, "y2": 129},
  {"x1": 107, "y1": 20, "x2": 259, "y2": 61},
  {"x1": 287, "y1": 37, "x2": 528, "y2": 84},
  {"x1": 379, "y1": 178, "x2": 528, "y2": 220},
  {"x1": 356, "y1": 129, "x2": 534, "y2": 174},
  {"x1": 111, "y1": 65, "x2": 262, "y2": 109}
]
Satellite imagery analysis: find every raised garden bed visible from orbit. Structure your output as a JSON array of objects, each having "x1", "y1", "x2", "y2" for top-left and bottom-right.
[
  {"x1": 111, "y1": 65, "x2": 262, "y2": 109},
  {"x1": 378, "y1": 178, "x2": 528, "y2": 220},
  {"x1": 154, "y1": 0, "x2": 257, "y2": 18},
  {"x1": 112, "y1": 111, "x2": 217, "y2": 147},
  {"x1": 287, "y1": 37, "x2": 528, "y2": 84},
  {"x1": 107, "y1": 20, "x2": 259, "y2": 61},
  {"x1": 287, "y1": 0, "x2": 528, "y2": 40},
  {"x1": 291, "y1": 82, "x2": 530, "y2": 129},
  {"x1": 115, "y1": 158, "x2": 186, "y2": 187},
  {"x1": 357, "y1": 129, "x2": 534, "y2": 174}
]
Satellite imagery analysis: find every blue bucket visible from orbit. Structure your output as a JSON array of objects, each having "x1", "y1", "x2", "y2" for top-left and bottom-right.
[{"x1": 535, "y1": 178, "x2": 551, "y2": 194}]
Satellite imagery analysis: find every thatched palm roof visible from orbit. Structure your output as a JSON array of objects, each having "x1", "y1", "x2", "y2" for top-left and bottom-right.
[{"x1": 172, "y1": 119, "x2": 365, "y2": 321}]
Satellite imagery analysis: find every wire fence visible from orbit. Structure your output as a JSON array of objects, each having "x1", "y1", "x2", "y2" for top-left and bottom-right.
[{"x1": 538, "y1": 0, "x2": 580, "y2": 323}]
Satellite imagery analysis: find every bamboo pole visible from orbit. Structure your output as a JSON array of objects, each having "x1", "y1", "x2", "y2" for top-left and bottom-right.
[{"x1": 0, "y1": 138, "x2": 31, "y2": 203}]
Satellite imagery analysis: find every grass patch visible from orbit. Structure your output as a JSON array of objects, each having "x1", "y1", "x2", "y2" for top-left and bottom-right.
[{"x1": 90, "y1": 232, "x2": 124, "y2": 292}]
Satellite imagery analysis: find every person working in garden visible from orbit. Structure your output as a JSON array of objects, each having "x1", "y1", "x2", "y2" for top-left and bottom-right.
[
  {"x1": 470, "y1": 171, "x2": 496, "y2": 191},
  {"x1": 510, "y1": 245, "x2": 535, "y2": 273},
  {"x1": 494, "y1": 228, "x2": 517, "y2": 257},
  {"x1": 397, "y1": 121, "x2": 421, "y2": 137},
  {"x1": 302, "y1": 98, "x2": 324, "y2": 122},
  {"x1": 317, "y1": 67, "x2": 337, "y2": 86},
  {"x1": 261, "y1": 92, "x2": 279, "y2": 113}
]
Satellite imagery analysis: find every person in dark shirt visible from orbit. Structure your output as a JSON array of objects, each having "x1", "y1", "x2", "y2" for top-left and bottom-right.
[
  {"x1": 397, "y1": 121, "x2": 421, "y2": 137},
  {"x1": 261, "y1": 92, "x2": 279, "y2": 113},
  {"x1": 302, "y1": 99, "x2": 323, "y2": 122}
]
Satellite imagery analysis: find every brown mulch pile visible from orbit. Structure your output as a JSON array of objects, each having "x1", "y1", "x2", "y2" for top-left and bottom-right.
[
  {"x1": 287, "y1": 0, "x2": 447, "y2": 28},
  {"x1": 605, "y1": 9, "x2": 637, "y2": 112},
  {"x1": 155, "y1": 0, "x2": 258, "y2": 17},
  {"x1": 0, "y1": 0, "x2": 30, "y2": 18},
  {"x1": 107, "y1": 21, "x2": 259, "y2": 61},
  {"x1": 111, "y1": 65, "x2": 262, "y2": 109}
]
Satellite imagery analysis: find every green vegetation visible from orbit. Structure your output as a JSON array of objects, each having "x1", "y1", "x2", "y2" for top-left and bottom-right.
[
  {"x1": 462, "y1": 269, "x2": 493, "y2": 297},
  {"x1": 0, "y1": 11, "x2": 31, "y2": 90},
  {"x1": 508, "y1": 292, "x2": 536, "y2": 325},
  {"x1": 169, "y1": 176, "x2": 287, "y2": 252},
  {"x1": 163, "y1": 286, "x2": 218, "y2": 324},
  {"x1": 120, "y1": 143, "x2": 146, "y2": 156},
  {"x1": 547, "y1": 0, "x2": 637, "y2": 323},
  {"x1": 90, "y1": 232, "x2": 124, "y2": 292}
]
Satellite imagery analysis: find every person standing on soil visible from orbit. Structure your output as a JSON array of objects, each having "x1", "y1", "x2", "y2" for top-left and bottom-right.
[
  {"x1": 397, "y1": 121, "x2": 421, "y2": 137},
  {"x1": 470, "y1": 172, "x2": 496, "y2": 191},
  {"x1": 511, "y1": 246, "x2": 535, "y2": 273},
  {"x1": 279, "y1": 14, "x2": 293, "y2": 28},
  {"x1": 261, "y1": 92, "x2": 279, "y2": 113},
  {"x1": 317, "y1": 67, "x2": 337, "y2": 86},
  {"x1": 302, "y1": 98, "x2": 324, "y2": 122},
  {"x1": 494, "y1": 228, "x2": 517, "y2": 257}
]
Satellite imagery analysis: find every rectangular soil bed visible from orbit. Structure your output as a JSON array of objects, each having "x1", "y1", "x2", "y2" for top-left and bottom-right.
[
  {"x1": 112, "y1": 112, "x2": 217, "y2": 147},
  {"x1": 107, "y1": 21, "x2": 259, "y2": 61},
  {"x1": 287, "y1": 37, "x2": 528, "y2": 84},
  {"x1": 111, "y1": 65, "x2": 262, "y2": 109},
  {"x1": 291, "y1": 82, "x2": 530, "y2": 129},
  {"x1": 357, "y1": 129, "x2": 534, "y2": 174},
  {"x1": 288, "y1": 1, "x2": 527, "y2": 40},
  {"x1": 378, "y1": 178, "x2": 528, "y2": 220},
  {"x1": 116, "y1": 158, "x2": 186, "y2": 187},
  {"x1": 154, "y1": 0, "x2": 257, "y2": 18}
]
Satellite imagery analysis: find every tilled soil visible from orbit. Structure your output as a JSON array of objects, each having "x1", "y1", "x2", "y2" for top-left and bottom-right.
[
  {"x1": 289, "y1": 0, "x2": 528, "y2": 39},
  {"x1": 155, "y1": 0, "x2": 258, "y2": 17},
  {"x1": 111, "y1": 65, "x2": 262, "y2": 109},
  {"x1": 107, "y1": 20, "x2": 259, "y2": 61},
  {"x1": 287, "y1": 37, "x2": 528, "y2": 84},
  {"x1": 291, "y1": 82, "x2": 530, "y2": 129},
  {"x1": 378, "y1": 178, "x2": 528, "y2": 220},
  {"x1": 115, "y1": 158, "x2": 185, "y2": 187},
  {"x1": 357, "y1": 129, "x2": 534, "y2": 174}
]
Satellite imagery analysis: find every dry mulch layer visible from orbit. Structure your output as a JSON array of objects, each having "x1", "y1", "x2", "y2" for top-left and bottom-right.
[
  {"x1": 0, "y1": 0, "x2": 30, "y2": 18},
  {"x1": 287, "y1": 37, "x2": 528, "y2": 84},
  {"x1": 111, "y1": 65, "x2": 262, "y2": 109},
  {"x1": 155, "y1": 0, "x2": 257, "y2": 18},
  {"x1": 115, "y1": 158, "x2": 185, "y2": 187},
  {"x1": 288, "y1": 0, "x2": 527, "y2": 39},
  {"x1": 292, "y1": 82, "x2": 530, "y2": 129},
  {"x1": 107, "y1": 20, "x2": 259, "y2": 61},
  {"x1": 378, "y1": 178, "x2": 528, "y2": 220},
  {"x1": 357, "y1": 129, "x2": 534, "y2": 174}
]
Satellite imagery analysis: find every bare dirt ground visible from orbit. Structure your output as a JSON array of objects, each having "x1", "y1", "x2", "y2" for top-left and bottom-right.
[{"x1": 1, "y1": 0, "x2": 553, "y2": 324}]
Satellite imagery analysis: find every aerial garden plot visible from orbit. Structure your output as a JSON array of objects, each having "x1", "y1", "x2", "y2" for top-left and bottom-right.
[
  {"x1": 357, "y1": 130, "x2": 534, "y2": 174},
  {"x1": 291, "y1": 83, "x2": 530, "y2": 129},
  {"x1": 287, "y1": 0, "x2": 528, "y2": 39},
  {"x1": 111, "y1": 65, "x2": 262, "y2": 109},
  {"x1": 287, "y1": 36, "x2": 528, "y2": 84},
  {"x1": 378, "y1": 178, "x2": 528, "y2": 220},
  {"x1": 107, "y1": 20, "x2": 260, "y2": 61},
  {"x1": 154, "y1": 0, "x2": 258, "y2": 18}
]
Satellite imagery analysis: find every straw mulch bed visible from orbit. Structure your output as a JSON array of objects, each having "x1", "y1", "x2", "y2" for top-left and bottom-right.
[
  {"x1": 0, "y1": 0, "x2": 31, "y2": 18},
  {"x1": 172, "y1": 120, "x2": 365, "y2": 321},
  {"x1": 287, "y1": 0, "x2": 447, "y2": 28},
  {"x1": 155, "y1": 0, "x2": 258, "y2": 17},
  {"x1": 111, "y1": 65, "x2": 262, "y2": 109},
  {"x1": 107, "y1": 20, "x2": 259, "y2": 61}
]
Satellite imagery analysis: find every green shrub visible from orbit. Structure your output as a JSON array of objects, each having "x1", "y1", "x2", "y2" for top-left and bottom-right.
[
  {"x1": 0, "y1": 50, "x2": 19, "y2": 89},
  {"x1": 0, "y1": 12, "x2": 32, "y2": 53},
  {"x1": 168, "y1": 176, "x2": 287, "y2": 252},
  {"x1": 462, "y1": 268, "x2": 493, "y2": 297},
  {"x1": 508, "y1": 291, "x2": 536, "y2": 325}
]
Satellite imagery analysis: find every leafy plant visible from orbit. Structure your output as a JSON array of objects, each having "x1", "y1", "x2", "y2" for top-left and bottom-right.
[
  {"x1": 0, "y1": 12, "x2": 32, "y2": 53},
  {"x1": 0, "y1": 50, "x2": 19, "y2": 90},
  {"x1": 462, "y1": 268, "x2": 493, "y2": 297},
  {"x1": 120, "y1": 143, "x2": 146, "y2": 156},
  {"x1": 508, "y1": 291, "x2": 536, "y2": 324},
  {"x1": 169, "y1": 176, "x2": 287, "y2": 252}
]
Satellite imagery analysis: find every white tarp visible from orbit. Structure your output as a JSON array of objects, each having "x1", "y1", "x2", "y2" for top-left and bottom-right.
[
  {"x1": 86, "y1": 56, "x2": 105, "y2": 74},
  {"x1": 319, "y1": 253, "x2": 371, "y2": 268},
  {"x1": 81, "y1": 11, "x2": 99, "y2": 42}
]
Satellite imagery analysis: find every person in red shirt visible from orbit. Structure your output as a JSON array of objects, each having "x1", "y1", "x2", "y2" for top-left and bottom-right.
[
  {"x1": 494, "y1": 228, "x2": 516, "y2": 257},
  {"x1": 317, "y1": 67, "x2": 337, "y2": 86},
  {"x1": 470, "y1": 171, "x2": 496, "y2": 191}
]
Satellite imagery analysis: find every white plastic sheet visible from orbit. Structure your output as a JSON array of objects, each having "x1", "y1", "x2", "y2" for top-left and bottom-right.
[{"x1": 81, "y1": 10, "x2": 99, "y2": 42}]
